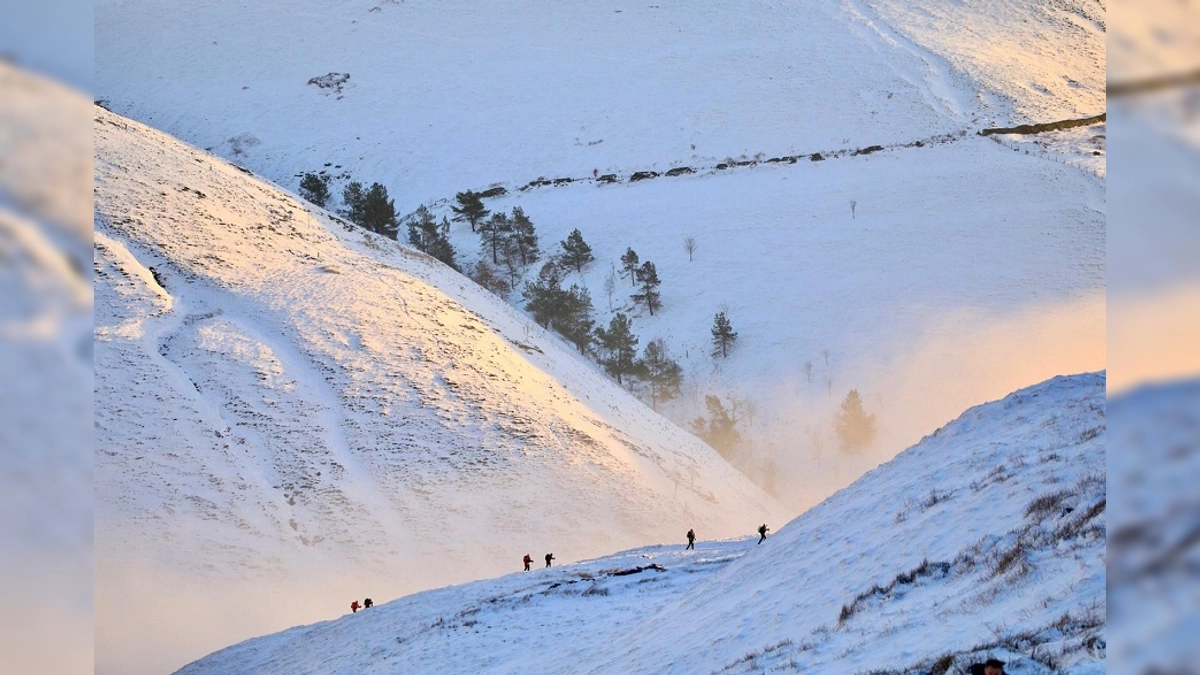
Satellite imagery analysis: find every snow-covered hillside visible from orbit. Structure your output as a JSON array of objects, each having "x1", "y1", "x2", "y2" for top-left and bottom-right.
[
  {"x1": 179, "y1": 371, "x2": 1106, "y2": 675},
  {"x1": 95, "y1": 0, "x2": 1106, "y2": 507},
  {"x1": 0, "y1": 62, "x2": 94, "y2": 675},
  {"x1": 93, "y1": 107, "x2": 787, "y2": 675}
]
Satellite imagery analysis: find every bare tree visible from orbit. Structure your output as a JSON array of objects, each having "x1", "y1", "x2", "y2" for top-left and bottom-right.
[
  {"x1": 603, "y1": 265, "x2": 617, "y2": 312},
  {"x1": 825, "y1": 376, "x2": 833, "y2": 397},
  {"x1": 850, "y1": 199, "x2": 857, "y2": 219},
  {"x1": 821, "y1": 348, "x2": 831, "y2": 366},
  {"x1": 683, "y1": 236, "x2": 698, "y2": 262},
  {"x1": 803, "y1": 360, "x2": 813, "y2": 383}
]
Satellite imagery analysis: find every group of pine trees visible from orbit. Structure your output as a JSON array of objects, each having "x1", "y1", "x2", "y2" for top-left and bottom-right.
[
  {"x1": 298, "y1": 176, "x2": 775, "y2": 447},
  {"x1": 298, "y1": 172, "x2": 458, "y2": 269}
]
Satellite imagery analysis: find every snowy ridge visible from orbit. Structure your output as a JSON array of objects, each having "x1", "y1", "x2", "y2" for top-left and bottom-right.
[
  {"x1": 178, "y1": 372, "x2": 1106, "y2": 675},
  {"x1": 93, "y1": 106, "x2": 786, "y2": 674}
]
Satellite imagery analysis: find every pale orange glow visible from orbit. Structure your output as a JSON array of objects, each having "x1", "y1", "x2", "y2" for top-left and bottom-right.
[{"x1": 1108, "y1": 285, "x2": 1200, "y2": 395}]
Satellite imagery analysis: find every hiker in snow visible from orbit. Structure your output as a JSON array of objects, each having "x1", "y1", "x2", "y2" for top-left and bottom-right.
[
  {"x1": 363, "y1": 598, "x2": 373, "y2": 609},
  {"x1": 545, "y1": 552, "x2": 555, "y2": 568},
  {"x1": 757, "y1": 523, "x2": 769, "y2": 544},
  {"x1": 686, "y1": 528, "x2": 696, "y2": 550},
  {"x1": 969, "y1": 659, "x2": 1006, "y2": 675},
  {"x1": 350, "y1": 600, "x2": 360, "y2": 613},
  {"x1": 523, "y1": 553, "x2": 533, "y2": 571}
]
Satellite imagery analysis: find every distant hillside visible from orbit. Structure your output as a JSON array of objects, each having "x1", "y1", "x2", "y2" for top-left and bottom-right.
[
  {"x1": 93, "y1": 107, "x2": 786, "y2": 675},
  {"x1": 178, "y1": 372, "x2": 1106, "y2": 675}
]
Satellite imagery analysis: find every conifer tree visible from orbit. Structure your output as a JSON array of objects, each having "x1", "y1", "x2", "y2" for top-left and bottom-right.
[
  {"x1": 620, "y1": 247, "x2": 640, "y2": 287},
  {"x1": 594, "y1": 312, "x2": 639, "y2": 385},
  {"x1": 632, "y1": 261, "x2": 662, "y2": 315},
  {"x1": 560, "y1": 228, "x2": 595, "y2": 273},
  {"x1": 479, "y1": 211, "x2": 513, "y2": 265},
  {"x1": 559, "y1": 284, "x2": 596, "y2": 354},
  {"x1": 343, "y1": 181, "x2": 398, "y2": 239},
  {"x1": 509, "y1": 206, "x2": 540, "y2": 268},
  {"x1": 451, "y1": 190, "x2": 490, "y2": 233},
  {"x1": 835, "y1": 389, "x2": 876, "y2": 452},
  {"x1": 710, "y1": 311, "x2": 738, "y2": 358},
  {"x1": 523, "y1": 262, "x2": 566, "y2": 329},
  {"x1": 405, "y1": 207, "x2": 458, "y2": 270},
  {"x1": 640, "y1": 338, "x2": 683, "y2": 410},
  {"x1": 690, "y1": 395, "x2": 741, "y2": 459},
  {"x1": 298, "y1": 172, "x2": 330, "y2": 207}
]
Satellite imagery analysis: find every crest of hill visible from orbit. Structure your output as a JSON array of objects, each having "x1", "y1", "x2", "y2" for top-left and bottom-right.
[
  {"x1": 177, "y1": 372, "x2": 1106, "y2": 675},
  {"x1": 93, "y1": 106, "x2": 785, "y2": 673}
]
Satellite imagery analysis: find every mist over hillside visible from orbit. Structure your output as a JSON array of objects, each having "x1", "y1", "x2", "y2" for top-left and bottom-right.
[
  {"x1": 94, "y1": 107, "x2": 785, "y2": 675},
  {"x1": 94, "y1": 1, "x2": 1106, "y2": 672},
  {"x1": 178, "y1": 372, "x2": 1107, "y2": 675},
  {"x1": 96, "y1": 0, "x2": 1105, "y2": 512}
]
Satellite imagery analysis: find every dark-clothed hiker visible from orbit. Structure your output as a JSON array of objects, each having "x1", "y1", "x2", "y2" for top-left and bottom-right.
[
  {"x1": 350, "y1": 600, "x2": 360, "y2": 613},
  {"x1": 969, "y1": 659, "x2": 1006, "y2": 675},
  {"x1": 523, "y1": 554, "x2": 533, "y2": 571},
  {"x1": 363, "y1": 598, "x2": 373, "y2": 609},
  {"x1": 686, "y1": 528, "x2": 696, "y2": 550},
  {"x1": 545, "y1": 553, "x2": 555, "y2": 568},
  {"x1": 757, "y1": 523, "x2": 769, "y2": 544}
]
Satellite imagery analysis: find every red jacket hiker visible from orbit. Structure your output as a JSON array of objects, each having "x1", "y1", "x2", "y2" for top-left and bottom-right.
[
  {"x1": 523, "y1": 554, "x2": 533, "y2": 571},
  {"x1": 350, "y1": 600, "x2": 360, "y2": 613}
]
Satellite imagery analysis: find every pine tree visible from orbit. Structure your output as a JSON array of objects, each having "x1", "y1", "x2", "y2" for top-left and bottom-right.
[
  {"x1": 298, "y1": 172, "x2": 330, "y2": 207},
  {"x1": 640, "y1": 338, "x2": 683, "y2": 410},
  {"x1": 343, "y1": 181, "x2": 398, "y2": 238},
  {"x1": 406, "y1": 206, "x2": 458, "y2": 270},
  {"x1": 523, "y1": 262, "x2": 566, "y2": 328},
  {"x1": 594, "y1": 312, "x2": 639, "y2": 385},
  {"x1": 835, "y1": 389, "x2": 876, "y2": 452},
  {"x1": 509, "y1": 207, "x2": 540, "y2": 268},
  {"x1": 479, "y1": 211, "x2": 513, "y2": 265},
  {"x1": 451, "y1": 190, "x2": 490, "y2": 233},
  {"x1": 342, "y1": 181, "x2": 365, "y2": 220},
  {"x1": 620, "y1": 247, "x2": 640, "y2": 287},
  {"x1": 710, "y1": 311, "x2": 738, "y2": 358},
  {"x1": 558, "y1": 284, "x2": 595, "y2": 354},
  {"x1": 632, "y1": 261, "x2": 662, "y2": 315},
  {"x1": 560, "y1": 228, "x2": 595, "y2": 274},
  {"x1": 690, "y1": 395, "x2": 741, "y2": 459}
]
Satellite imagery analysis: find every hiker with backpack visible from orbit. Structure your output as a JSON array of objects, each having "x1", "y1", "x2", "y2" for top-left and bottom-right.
[
  {"x1": 757, "y1": 523, "x2": 769, "y2": 544},
  {"x1": 686, "y1": 528, "x2": 696, "y2": 550},
  {"x1": 523, "y1": 553, "x2": 533, "y2": 571},
  {"x1": 363, "y1": 598, "x2": 373, "y2": 609},
  {"x1": 545, "y1": 552, "x2": 555, "y2": 568},
  {"x1": 350, "y1": 600, "x2": 360, "y2": 613}
]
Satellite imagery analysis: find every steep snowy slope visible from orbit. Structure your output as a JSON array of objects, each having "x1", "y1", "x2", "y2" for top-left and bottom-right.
[
  {"x1": 178, "y1": 372, "x2": 1106, "y2": 675},
  {"x1": 93, "y1": 107, "x2": 786, "y2": 675}
]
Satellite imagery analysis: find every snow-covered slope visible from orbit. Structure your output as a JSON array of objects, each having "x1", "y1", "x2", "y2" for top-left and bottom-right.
[
  {"x1": 93, "y1": 107, "x2": 787, "y2": 675},
  {"x1": 0, "y1": 62, "x2": 94, "y2": 675},
  {"x1": 178, "y1": 371, "x2": 1106, "y2": 675},
  {"x1": 95, "y1": 0, "x2": 1106, "y2": 509}
]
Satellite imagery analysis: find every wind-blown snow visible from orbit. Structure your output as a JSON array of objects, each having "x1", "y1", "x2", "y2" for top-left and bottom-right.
[
  {"x1": 179, "y1": 372, "x2": 1106, "y2": 675},
  {"x1": 94, "y1": 106, "x2": 786, "y2": 675}
]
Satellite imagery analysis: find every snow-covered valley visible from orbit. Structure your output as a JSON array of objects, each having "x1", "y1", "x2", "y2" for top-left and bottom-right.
[{"x1": 93, "y1": 0, "x2": 1107, "y2": 672}]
